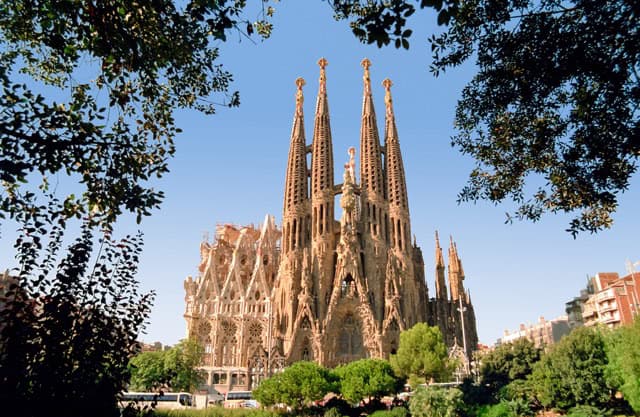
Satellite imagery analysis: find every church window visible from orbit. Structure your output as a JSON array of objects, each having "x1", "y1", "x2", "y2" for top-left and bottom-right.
[
  {"x1": 338, "y1": 314, "x2": 364, "y2": 361},
  {"x1": 255, "y1": 290, "x2": 261, "y2": 300},
  {"x1": 263, "y1": 255, "x2": 269, "y2": 265},
  {"x1": 301, "y1": 315, "x2": 311, "y2": 330},
  {"x1": 341, "y1": 274, "x2": 355, "y2": 297}
]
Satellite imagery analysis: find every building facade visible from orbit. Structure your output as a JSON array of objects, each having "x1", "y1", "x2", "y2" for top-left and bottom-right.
[
  {"x1": 580, "y1": 272, "x2": 640, "y2": 328},
  {"x1": 498, "y1": 316, "x2": 571, "y2": 349},
  {"x1": 184, "y1": 59, "x2": 478, "y2": 393}
]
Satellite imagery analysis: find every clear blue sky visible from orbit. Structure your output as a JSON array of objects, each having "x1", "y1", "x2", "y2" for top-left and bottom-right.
[{"x1": 1, "y1": 2, "x2": 638, "y2": 347}]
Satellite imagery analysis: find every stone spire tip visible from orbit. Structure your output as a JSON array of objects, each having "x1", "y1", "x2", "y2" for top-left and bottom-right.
[
  {"x1": 318, "y1": 57, "x2": 328, "y2": 95},
  {"x1": 295, "y1": 77, "x2": 305, "y2": 115},
  {"x1": 383, "y1": 78, "x2": 394, "y2": 117},
  {"x1": 361, "y1": 58, "x2": 372, "y2": 94}
]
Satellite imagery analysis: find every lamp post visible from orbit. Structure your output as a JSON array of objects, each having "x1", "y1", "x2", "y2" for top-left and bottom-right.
[{"x1": 457, "y1": 296, "x2": 469, "y2": 374}]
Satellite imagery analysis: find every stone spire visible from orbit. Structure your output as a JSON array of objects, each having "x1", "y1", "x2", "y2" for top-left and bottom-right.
[
  {"x1": 311, "y1": 57, "x2": 335, "y2": 241},
  {"x1": 359, "y1": 58, "x2": 386, "y2": 242},
  {"x1": 282, "y1": 77, "x2": 310, "y2": 254},
  {"x1": 448, "y1": 235, "x2": 466, "y2": 301},
  {"x1": 383, "y1": 79, "x2": 410, "y2": 252},
  {"x1": 435, "y1": 231, "x2": 447, "y2": 300}
]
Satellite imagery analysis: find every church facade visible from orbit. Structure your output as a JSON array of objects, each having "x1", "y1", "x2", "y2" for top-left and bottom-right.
[{"x1": 184, "y1": 59, "x2": 478, "y2": 393}]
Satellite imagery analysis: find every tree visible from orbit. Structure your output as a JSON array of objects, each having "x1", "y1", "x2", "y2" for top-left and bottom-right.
[
  {"x1": 390, "y1": 323, "x2": 452, "y2": 384},
  {"x1": 606, "y1": 318, "x2": 640, "y2": 412},
  {"x1": 162, "y1": 339, "x2": 205, "y2": 392},
  {"x1": 0, "y1": 213, "x2": 154, "y2": 417},
  {"x1": 330, "y1": 0, "x2": 639, "y2": 235},
  {"x1": 529, "y1": 326, "x2": 615, "y2": 411},
  {"x1": 333, "y1": 358, "x2": 401, "y2": 404},
  {"x1": 408, "y1": 386, "x2": 463, "y2": 417},
  {"x1": 129, "y1": 351, "x2": 167, "y2": 391},
  {"x1": 480, "y1": 338, "x2": 542, "y2": 395},
  {"x1": 252, "y1": 361, "x2": 333, "y2": 410},
  {"x1": 0, "y1": 0, "x2": 274, "y2": 230},
  {"x1": 129, "y1": 339, "x2": 205, "y2": 392}
]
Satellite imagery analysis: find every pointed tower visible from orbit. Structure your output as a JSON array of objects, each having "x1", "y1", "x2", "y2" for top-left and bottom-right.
[
  {"x1": 310, "y1": 58, "x2": 335, "y2": 322},
  {"x1": 359, "y1": 59, "x2": 388, "y2": 325},
  {"x1": 275, "y1": 78, "x2": 311, "y2": 358},
  {"x1": 382, "y1": 78, "x2": 422, "y2": 324},
  {"x1": 448, "y1": 236, "x2": 466, "y2": 301},
  {"x1": 359, "y1": 59, "x2": 387, "y2": 244},
  {"x1": 282, "y1": 77, "x2": 311, "y2": 255},
  {"x1": 435, "y1": 231, "x2": 447, "y2": 301},
  {"x1": 383, "y1": 78, "x2": 411, "y2": 254}
]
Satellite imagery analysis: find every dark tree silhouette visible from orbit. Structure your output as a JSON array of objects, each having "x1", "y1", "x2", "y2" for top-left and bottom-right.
[{"x1": 331, "y1": 0, "x2": 639, "y2": 235}]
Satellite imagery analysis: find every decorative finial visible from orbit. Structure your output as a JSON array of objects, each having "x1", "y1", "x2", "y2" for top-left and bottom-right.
[
  {"x1": 348, "y1": 146, "x2": 356, "y2": 183},
  {"x1": 383, "y1": 78, "x2": 394, "y2": 117},
  {"x1": 361, "y1": 58, "x2": 371, "y2": 94},
  {"x1": 295, "y1": 77, "x2": 305, "y2": 115},
  {"x1": 318, "y1": 57, "x2": 328, "y2": 95}
]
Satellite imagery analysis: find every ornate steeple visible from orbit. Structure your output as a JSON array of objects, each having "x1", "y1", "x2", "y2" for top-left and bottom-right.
[
  {"x1": 448, "y1": 235, "x2": 466, "y2": 301},
  {"x1": 282, "y1": 77, "x2": 310, "y2": 254},
  {"x1": 383, "y1": 79, "x2": 410, "y2": 252},
  {"x1": 311, "y1": 57, "x2": 335, "y2": 240},
  {"x1": 359, "y1": 58, "x2": 386, "y2": 242},
  {"x1": 435, "y1": 231, "x2": 447, "y2": 300}
]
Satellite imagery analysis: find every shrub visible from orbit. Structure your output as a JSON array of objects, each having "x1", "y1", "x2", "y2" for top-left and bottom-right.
[
  {"x1": 324, "y1": 407, "x2": 344, "y2": 417},
  {"x1": 408, "y1": 386, "x2": 463, "y2": 417},
  {"x1": 369, "y1": 407, "x2": 408, "y2": 417},
  {"x1": 566, "y1": 405, "x2": 610, "y2": 417}
]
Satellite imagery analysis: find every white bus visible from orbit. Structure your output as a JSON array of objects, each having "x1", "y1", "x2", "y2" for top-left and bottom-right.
[
  {"x1": 224, "y1": 390, "x2": 255, "y2": 408},
  {"x1": 120, "y1": 392, "x2": 194, "y2": 410}
]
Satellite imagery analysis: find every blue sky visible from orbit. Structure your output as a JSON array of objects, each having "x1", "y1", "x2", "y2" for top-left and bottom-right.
[{"x1": 1, "y1": 1, "x2": 638, "y2": 347}]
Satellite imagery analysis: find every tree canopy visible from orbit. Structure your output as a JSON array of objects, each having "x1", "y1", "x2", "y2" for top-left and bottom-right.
[
  {"x1": 129, "y1": 338, "x2": 205, "y2": 393},
  {"x1": 409, "y1": 385, "x2": 463, "y2": 417},
  {"x1": 252, "y1": 361, "x2": 333, "y2": 410},
  {"x1": 390, "y1": 323, "x2": 452, "y2": 384},
  {"x1": 606, "y1": 318, "x2": 640, "y2": 413},
  {"x1": 480, "y1": 338, "x2": 542, "y2": 395},
  {"x1": 331, "y1": 0, "x2": 639, "y2": 235},
  {"x1": 0, "y1": 0, "x2": 273, "y2": 230},
  {"x1": 333, "y1": 358, "x2": 401, "y2": 404},
  {"x1": 529, "y1": 326, "x2": 615, "y2": 411},
  {"x1": 0, "y1": 220, "x2": 154, "y2": 417}
]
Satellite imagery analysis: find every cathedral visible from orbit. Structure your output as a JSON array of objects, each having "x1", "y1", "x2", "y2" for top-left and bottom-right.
[{"x1": 184, "y1": 59, "x2": 478, "y2": 392}]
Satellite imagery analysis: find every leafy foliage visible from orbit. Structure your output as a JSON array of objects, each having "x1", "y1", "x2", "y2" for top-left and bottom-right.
[
  {"x1": 252, "y1": 361, "x2": 334, "y2": 410},
  {"x1": 566, "y1": 405, "x2": 610, "y2": 417},
  {"x1": 0, "y1": 208, "x2": 154, "y2": 417},
  {"x1": 129, "y1": 350, "x2": 167, "y2": 391},
  {"x1": 370, "y1": 407, "x2": 409, "y2": 417},
  {"x1": 390, "y1": 323, "x2": 452, "y2": 383},
  {"x1": 408, "y1": 386, "x2": 463, "y2": 417},
  {"x1": 0, "y1": 0, "x2": 275, "y2": 230},
  {"x1": 333, "y1": 358, "x2": 401, "y2": 404},
  {"x1": 529, "y1": 326, "x2": 615, "y2": 411},
  {"x1": 162, "y1": 338, "x2": 206, "y2": 392},
  {"x1": 331, "y1": 0, "x2": 640, "y2": 235},
  {"x1": 606, "y1": 318, "x2": 640, "y2": 412},
  {"x1": 129, "y1": 338, "x2": 205, "y2": 392},
  {"x1": 480, "y1": 338, "x2": 542, "y2": 396}
]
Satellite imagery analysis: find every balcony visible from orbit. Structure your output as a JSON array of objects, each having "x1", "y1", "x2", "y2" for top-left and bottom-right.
[
  {"x1": 601, "y1": 312, "x2": 620, "y2": 324},
  {"x1": 596, "y1": 289, "x2": 615, "y2": 302},
  {"x1": 599, "y1": 302, "x2": 618, "y2": 313}
]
